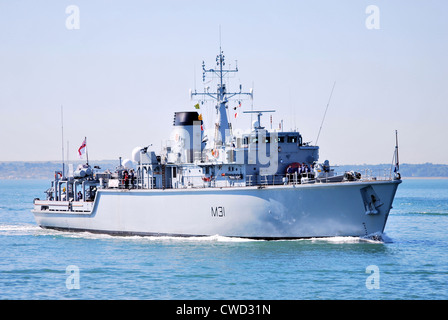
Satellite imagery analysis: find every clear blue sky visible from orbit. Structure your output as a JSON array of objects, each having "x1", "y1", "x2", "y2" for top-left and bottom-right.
[{"x1": 0, "y1": 0, "x2": 447, "y2": 164}]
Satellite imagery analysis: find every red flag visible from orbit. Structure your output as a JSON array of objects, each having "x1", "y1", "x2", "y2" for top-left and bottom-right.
[{"x1": 78, "y1": 138, "x2": 86, "y2": 158}]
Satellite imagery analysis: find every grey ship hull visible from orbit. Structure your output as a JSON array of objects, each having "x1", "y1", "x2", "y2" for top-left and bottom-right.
[{"x1": 33, "y1": 179, "x2": 401, "y2": 239}]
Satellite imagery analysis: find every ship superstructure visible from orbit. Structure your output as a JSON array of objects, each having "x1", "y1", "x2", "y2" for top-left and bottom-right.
[{"x1": 32, "y1": 49, "x2": 401, "y2": 240}]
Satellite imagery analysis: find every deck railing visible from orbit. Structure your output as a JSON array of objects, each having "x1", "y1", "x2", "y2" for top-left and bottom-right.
[{"x1": 105, "y1": 170, "x2": 393, "y2": 191}]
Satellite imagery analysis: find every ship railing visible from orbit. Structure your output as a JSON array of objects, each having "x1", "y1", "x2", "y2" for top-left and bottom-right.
[
  {"x1": 332, "y1": 168, "x2": 394, "y2": 182},
  {"x1": 364, "y1": 168, "x2": 395, "y2": 181},
  {"x1": 105, "y1": 169, "x2": 395, "y2": 191},
  {"x1": 34, "y1": 199, "x2": 94, "y2": 213},
  {"x1": 110, "y1": 177, "x2": 158, "y2": 190},
  {"x1": 246, "y1": 173, "x2": 315, "y2": 186},
  {"x1": 115, "y1": 178, "x2": 140, "y2": 189}
]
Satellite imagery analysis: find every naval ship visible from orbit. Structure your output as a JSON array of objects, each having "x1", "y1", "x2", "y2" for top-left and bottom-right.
[{"x1": 32, "y1": 49, "x2": 401, "y2": 240}]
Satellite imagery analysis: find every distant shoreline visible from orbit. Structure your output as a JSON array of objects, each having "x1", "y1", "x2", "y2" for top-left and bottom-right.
[
  {"x1": 401, "y1": 177, "x2": 448, "y2": 180},
  {"x1": 1, "y1": 161, "x2": 448, "y2": 179},
  {"x1": 2, "y1": 177, "x2": 448, "y2": 180}
]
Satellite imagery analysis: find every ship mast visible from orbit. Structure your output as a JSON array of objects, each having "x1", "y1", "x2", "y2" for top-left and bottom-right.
[{"x1": 191, "y1": 47, "x2": 253, "y2": 153}]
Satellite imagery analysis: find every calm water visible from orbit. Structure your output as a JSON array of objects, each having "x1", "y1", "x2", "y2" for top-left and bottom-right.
[{"x1": 0, "y1": 179, "x2": 447, "y2": 300}]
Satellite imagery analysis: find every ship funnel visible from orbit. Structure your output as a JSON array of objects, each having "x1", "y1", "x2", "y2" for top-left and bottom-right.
[{"x1": 169, "y1": 111, "x2": 203, "y2": 163}]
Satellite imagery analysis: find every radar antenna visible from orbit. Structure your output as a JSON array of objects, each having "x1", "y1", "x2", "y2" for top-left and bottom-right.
[{"x1": 243, "y1": 110, "x2": 275, "y2": 130}]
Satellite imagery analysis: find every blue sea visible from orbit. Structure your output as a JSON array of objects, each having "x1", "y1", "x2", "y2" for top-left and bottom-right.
[{"x1": 0, "y1": 178, "x2": 447, "y2": 300}]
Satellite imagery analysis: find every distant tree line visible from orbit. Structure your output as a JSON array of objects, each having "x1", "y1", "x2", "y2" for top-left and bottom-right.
[
  {"x1": 335, "y1": 163, "x2": 448, "y2": 178},
  {"x1": 0, "y1": 161, "x2": 447, "y2": 179},
  {"x1": 0, "y1": 160, "x2": 119, "y2": 179}
]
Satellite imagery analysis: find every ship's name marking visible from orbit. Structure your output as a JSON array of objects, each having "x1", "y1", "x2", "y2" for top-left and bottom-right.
[{"x1": 211, "y1": 206, "x2": 225, "y2": 217}]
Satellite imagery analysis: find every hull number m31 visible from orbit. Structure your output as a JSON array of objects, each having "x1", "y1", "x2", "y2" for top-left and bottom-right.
[{"x1": 211, "y1": 206, "x2": 225, "y2": 217}]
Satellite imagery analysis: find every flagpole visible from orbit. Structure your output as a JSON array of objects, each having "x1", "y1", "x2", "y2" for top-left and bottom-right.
[
  {"x1": 395, "y1": 130, "x2": 399, "y2": 171},
  {"x1": 67, "y1": 141, "x2": 70, "y2": 176},
  {"x1": 61, "y1": 105, "x2": 65, "y2": 178},
  {"x1": 85, "y1": 136, "x2": 89, "y2": 165}
]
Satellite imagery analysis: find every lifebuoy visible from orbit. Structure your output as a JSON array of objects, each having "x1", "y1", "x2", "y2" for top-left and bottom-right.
[{"x1": 212, "y1": 149, "x2": 219, "y2": 158}]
